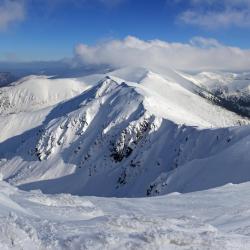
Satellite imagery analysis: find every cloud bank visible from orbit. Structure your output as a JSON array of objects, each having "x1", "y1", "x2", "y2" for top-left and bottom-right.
[
  {"x1": 75, "y1": 36, "x2": 250, "y2": 71},
  {"x1": 0, "y1": 0, "x2": 25, "y2": 31},
  {"x1": 177, "y1": 0, "x2": 250, "y2": 28}
]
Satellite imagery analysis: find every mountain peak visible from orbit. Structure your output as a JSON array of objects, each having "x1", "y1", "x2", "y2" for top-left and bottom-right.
[{"x1": 0, "y1": 67, "x2": 249, "y2": 198}]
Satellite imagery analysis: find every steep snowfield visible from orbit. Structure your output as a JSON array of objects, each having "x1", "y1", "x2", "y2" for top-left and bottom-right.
[
  {"x1": 0, "y1": 74, "x2": 103, "y2": 142},
  {"x1": 0, "y1": 66, "x2": 250, "y2": 198},
  {"x1": 180, "y1": 71, "x2": 250, "y2": 95},
  {"x1": 111, "y1": 67, "x2": 246, "y2": 127},
  {"x1": 179, "y1": 71, "x2": 250, "y2": 118},
  {"x1": 0, "y1": 180, "x2": 250, "y2": 249}
]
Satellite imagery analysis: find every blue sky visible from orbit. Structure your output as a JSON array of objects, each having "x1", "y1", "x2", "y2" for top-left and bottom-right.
[{"x1": 0, "y1": 0, "x2": 250, "y2": 62}]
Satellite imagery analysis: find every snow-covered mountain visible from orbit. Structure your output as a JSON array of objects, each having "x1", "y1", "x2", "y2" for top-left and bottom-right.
[
  {"x1": 0, "y1": 66, "x2": 250, "y2": 198},
  {"x1": 181, "y1": 71, "x2": 250, "y2": 117},
  {"x1": 0, "y1": 74, "x2": 100, "y2": 115}
]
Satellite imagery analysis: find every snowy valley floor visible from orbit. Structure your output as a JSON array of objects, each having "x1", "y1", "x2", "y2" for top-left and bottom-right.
[{"x1": 1, "y1": 180, "x2": 250, "y2": 250}]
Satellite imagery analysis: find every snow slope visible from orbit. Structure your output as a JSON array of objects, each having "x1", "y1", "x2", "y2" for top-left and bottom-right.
[
  {"x1": 0, "y1": 74, "x2": 103, "y2": 142},
  {"x1": 0, "y1": 74, "x2": 100, "y2": 115},
  {"x1": 0, "y1": 66, "x2": 250, "y2": 197},
  {"x1": 180, "y1": 71, "x2": 250, "y2": 95},
  {"x1": 0, "y1": 180, "x2": 250, "y2": 249},
  {"x1": 180, "y1": 71, "x2": 250, "y2": 117}
]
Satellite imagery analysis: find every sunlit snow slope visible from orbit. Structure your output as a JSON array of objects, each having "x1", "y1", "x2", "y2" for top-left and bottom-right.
[
  {"x1": 0, "y1": 67, "x2": 250, "y2": 197},
  {"x1": 0, "y1": 180, "x2": 250, "y2": 249}
]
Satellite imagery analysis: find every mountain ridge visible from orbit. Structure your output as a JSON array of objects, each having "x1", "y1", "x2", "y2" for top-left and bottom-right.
[{"x1": 0, "y1": 66, "x2": 250, "y2": 197}]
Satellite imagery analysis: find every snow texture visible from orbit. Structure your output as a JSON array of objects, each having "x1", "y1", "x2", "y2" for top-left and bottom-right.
[{"x1": 0, "y1": 181, "x2": 250, "y2": 249}]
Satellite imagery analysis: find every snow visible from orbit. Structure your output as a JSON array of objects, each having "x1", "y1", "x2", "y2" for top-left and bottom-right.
[
  {"x1": 1, "y1": 66, "x2": 250, "y2": 248},
  {"x1": 0, "y1": 180, "x2": 250, "y2": 249},
  {"x1": 0, "y1": 74, "x2": 97, "y2": 115},
  {"x1": 180, "y1": 70, "x2": 250, "y2": 96},
  {"x1": 0, "y1": 66, "x2": 249, "y2": 198}
]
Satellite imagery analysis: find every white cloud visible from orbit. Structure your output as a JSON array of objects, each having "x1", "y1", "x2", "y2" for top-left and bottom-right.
[
  {"x1": 177, "y1": 0, "x2": 250, "y2": 28},
  {"x1": 0, "y1": 0, "x2": 25, "y2": 31},
  {"x1": 188, "y1": 0, "x2": 250, "y2": 6},
  {"x1": 74, "y1": 36, "x2": 250, "y2": 71},
  {"x1": 179, "y1": 9, "x2": 250, "y2": 28},
  {"x1": 190, "y1": 37, "x2": 223, "y2": 48}
]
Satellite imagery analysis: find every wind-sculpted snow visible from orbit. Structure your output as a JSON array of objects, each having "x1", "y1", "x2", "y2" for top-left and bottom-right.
[
  {"x1": 0, "y1": 67, "x2": 250, "y2": 198},
  {"x1": 0, "y1": 180, "x2": 250, "y2": 249}
]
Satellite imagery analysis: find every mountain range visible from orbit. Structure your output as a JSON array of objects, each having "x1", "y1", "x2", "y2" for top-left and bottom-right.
[{"x1": 0, "y1": 66, "x2": 249, "y2": 198}]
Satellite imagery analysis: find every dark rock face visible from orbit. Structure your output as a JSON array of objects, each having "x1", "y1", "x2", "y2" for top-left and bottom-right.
[{"x1": 111, "y1": 119, "x2": 152, "y2": 163}]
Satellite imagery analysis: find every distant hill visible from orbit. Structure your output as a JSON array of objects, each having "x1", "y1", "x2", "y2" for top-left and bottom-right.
[{"x1": 0, "y1": 72, "x2": 16, "y2": 87}]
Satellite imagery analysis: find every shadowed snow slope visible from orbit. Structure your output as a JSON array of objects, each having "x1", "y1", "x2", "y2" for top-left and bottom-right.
[
  {"x1": 0, "y1": 180, "x2": 250, "y2": 249},
  {"x1": 0, "y1": 66, "x2": 250, "y2": 197}
]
